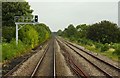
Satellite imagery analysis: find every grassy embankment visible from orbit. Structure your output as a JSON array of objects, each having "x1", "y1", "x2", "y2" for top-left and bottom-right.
[{"x1": 63, "y1": 37, "x2": 120, "y2": 62}]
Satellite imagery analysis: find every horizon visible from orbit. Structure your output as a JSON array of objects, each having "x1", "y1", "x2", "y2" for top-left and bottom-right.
[{"x1": 29, "y1": 2, "x2": 118, "y2": 32}]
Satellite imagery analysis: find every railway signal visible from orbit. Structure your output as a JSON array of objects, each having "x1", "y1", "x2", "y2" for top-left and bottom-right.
[
  {"x1": 14, "y1": 15, "x2": 39, "y2": 45},
  {"x1": 35, "y1": 15, "x2": 38, "y2": 22}
]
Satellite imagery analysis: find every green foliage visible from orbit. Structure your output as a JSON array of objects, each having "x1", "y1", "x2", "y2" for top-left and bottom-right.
[
  {"x1": 76, "y1": 24, "x2": 89, "y2": 38},
  {"x1": 19, "y1": 25, "x2": 39, "y2": 48},
  {"x1": 2, "y1": 2, "x2": 33, "y2": 42},
  {"x1": 78, "y1": 38, "x2": 93, "y2": 46},
  {"x1": 112, "y1": 44, "x2": 120, "y2": 56},
  {"x1": 61, "y1": 24, "x2": 77, "y2": 38},
  {"x1": 59, "y1": 20, "x2": 120, "y2": 44},
  {"x1": 57, "y1": 30, "x2": 62, "y2": 36},
  {"x1": 2, "y1": 27, "x2": 15, "y2": 42},
  {"x1": 87, "y1": 20, "x2": 120, "y2": 43},
  {"x1": 58, "y1": 20, "x2": 120, "y2": 61},
  {"x1": 2, "y1": 23, "x2": 51, "y2": 61},
  {"x1": 2, "y1": 2, "x2": 33, "y2": 26},
  {"x1": 2, "y1": 2, "x2": 52, "y2": 61},
  {"x1": 34, "y1": 23, "x2": 51, "y2": 43},
  {"x1": 101, "y1": 43, "x2": 110, "y2": 52},
  {"x1": 69, "y1": 37, "x2": 119, "y2": 61},
  {"x1": 2, "y1": 40, "x2": 29, "y2": 60}
]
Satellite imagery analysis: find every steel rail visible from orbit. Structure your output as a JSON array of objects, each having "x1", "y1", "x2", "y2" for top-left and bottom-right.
[
  {"x1": 53, "y1": 39, "x2": 56, "y2": 78},
  {"x1": 56, "y1": 39, "x2": 88, "y2": 78},
  {"x1": 65, "y1": 40, "x2": 120, "y2": 71},
  {"x1": 63, "y1": 41, "x2": 113, "y2": 77},
  {"x1": 56, "y1": 38, "x2": 113, "y2": 77},
  {"x1": 3, "y1": 57, "x2": 29, "y2": 77},
  {"x1": 30, "y1": 43, "x2": 50, "y2": 78}
]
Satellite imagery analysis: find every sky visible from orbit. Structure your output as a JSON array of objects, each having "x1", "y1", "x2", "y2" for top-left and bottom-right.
[{"x1": 28, "y1": 0, "x2": 119, "y2": 32}]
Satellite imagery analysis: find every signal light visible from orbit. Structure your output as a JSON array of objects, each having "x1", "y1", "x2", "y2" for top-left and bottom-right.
[{"x1": 34, "y1": 15, "x2": 38, "y2": 22}]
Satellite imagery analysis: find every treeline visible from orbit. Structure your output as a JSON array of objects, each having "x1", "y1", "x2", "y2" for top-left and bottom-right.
[
  {"x1": 57, "y1": 20, "x2": 120, "y2": 61},
  {"x1": 2, "y1": 24, "x2": 51, "y2": 47},
  {"x1": 58, "y1": 20, "x2": 120, "y2": 44},
  {"x1": 2, "y1": 2, "x2": 51, "y2": 61}
]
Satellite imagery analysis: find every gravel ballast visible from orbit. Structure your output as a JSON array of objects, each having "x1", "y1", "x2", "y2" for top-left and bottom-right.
[
  {"x1": 57, "y1": 38, "x2": 105, "y2": 76},
  {"x1": 11, "y1": 43, "x2": 48, "y2": 76},
  {"x1": 67, "y1": 40, "x2": 119, "y2": 68},
  {"x1": 66, "y1": 43, "x2": 119, "y2": 76},
  {"x1": 55, "y1": 40, "x2": 73, "y2": 76}
]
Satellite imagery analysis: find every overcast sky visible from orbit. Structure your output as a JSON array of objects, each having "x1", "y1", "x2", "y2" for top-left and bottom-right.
[{"x1": 28, "y1": 1, "x2": 119, "y2": 32}]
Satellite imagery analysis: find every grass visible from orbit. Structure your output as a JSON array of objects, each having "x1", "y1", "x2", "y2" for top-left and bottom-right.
[
  {"x1": 65, "y1": 37, "x2": 120, "y2": 62},
  {"x1": 2, "y1": 38, "x2": 50, "y2": 62},
  {"x1": 2, "y1": 40, "x2": 31, "y2": 62}
]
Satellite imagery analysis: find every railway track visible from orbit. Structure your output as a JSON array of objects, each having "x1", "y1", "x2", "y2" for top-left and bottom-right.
[
  {"x1": 3, "y1": 37, "x2": 119, "y2": 77},
  {"x1": 2, "y1": 40, "x2": 50, "y2": 78},
  {"x1": 67, "y1": 53, "x2": 88, "y2": 78},
  {"x1": 30, "y1": 43, "x2": 49, "y2": 77},
  {"x1": 57, "y1": 37, "x2": 119, "y2": 77},
  {"x1": 30, "y1": 38, "x2": 55, "y2": 77},
  {"x1": 3, "y1": 53, "x2": 34, "y2": 77},
  {"x1": 56, "y1": 38, "x2": 88, "y2": 78},
  {"x1": 65, "y1": 40, "x2": 120, "y2": 70}
]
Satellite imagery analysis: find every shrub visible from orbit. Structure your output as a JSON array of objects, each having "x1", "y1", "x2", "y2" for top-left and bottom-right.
[
  {"x1": 19, "y1": 25, "x2": 39, "y2": 48},
  {"x1": 69, "y1": 37, "x2": 76, "y2": 42},
  {"x1": 2, "y1": 27, "x2": 15, "y2": 42},
  {"x1": 95, "y1": 43, "x2": 103, "y2": 49},
  {"x1": 100, "y1": 43, "x2": 110, "y2": 52},
  {"x1": 34, "y1": 23, "x2": 51, "y2": 43},
  {"x1": 112, "y1": 44, "x2": 120, "y2": 56},
  {"x1": 2, "y1": 39, "x2": 29, "y2": 61},
  {"x1": 78, "y1": 38, "x2": 93, "y2": 46}
]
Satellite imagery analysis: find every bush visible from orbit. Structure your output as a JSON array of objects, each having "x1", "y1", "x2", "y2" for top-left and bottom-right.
[
  {"x1": 2, "y1": 39, "x2": 29, "y2": 61},
  {"x1": 112, "y1": 44, "x2": 120, "y2": 56},
  {"x1": 78, "y1": 38, "x2": 93, "y2": 46},
  {"x1": 95, "y1": 43, "x2": 103, "y2": 49},
  {"x1": 69, "y1": 37, "x2": 76, "y2": 42},
  {"x1": 100, "y1": 43, "x2": 110, "y2": 52},
  {"x1": 2, "y1": 27, "x2": 15, "y2": 42},
  {"x1": 34, "y1": 23, "x2": 51, "y2": 43},
  {"x1": 19, "y1": 25, "x2": 39, "y2": 48},
  {"x1": 2, "y1": 24, "x2": 51, "y2": 61}
]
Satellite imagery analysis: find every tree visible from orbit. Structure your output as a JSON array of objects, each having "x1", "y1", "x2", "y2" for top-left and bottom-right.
[
  {"x1": 2, "y1": 27, "x2": 16, "y2": 42},
  {"x1": 76, "y1": 24, "x2": 89, "y2": 38},
  {"x1": 65, "y1": 24, "x2": 77, "y2": 38},
  {"x1": 19, "y1": 25, "x2": 39, "y2": 48},
  {"x1": 2, "y1": 2, "x2": 33, "y2": 26},
  {"x1": 87, "y1": 20, "x2": 120, "y2": 43},
  {"x1": 57, "y1": 29, "x2": 62, "y2": 36},
  {"x1": 33, "y1": 23, "x2": 51, "y2": 43},
  {"x1": 2, "y1": 2, "x2": 33, "y2": 42}
]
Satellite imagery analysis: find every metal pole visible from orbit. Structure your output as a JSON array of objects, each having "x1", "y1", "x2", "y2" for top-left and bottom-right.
[
  {"x1": 16, "y1": 23, "x2": 18, "y2": 45},
  {"x1": 15, "y1": 22, "x2": 38, "y2": 45}
]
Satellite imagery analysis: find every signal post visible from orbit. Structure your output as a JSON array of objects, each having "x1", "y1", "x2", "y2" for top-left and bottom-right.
[{"x1": 14, "y1": 15, "x2": 38, "y2": 45}]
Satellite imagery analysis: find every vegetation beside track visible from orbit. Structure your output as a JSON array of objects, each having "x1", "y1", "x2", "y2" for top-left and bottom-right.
[
  {"x1": 57, "y1": 21, "x2": 120, "y2": 62},
  {"x1": 2, "y1": 2, "x2": 51, "y2": 62},
  {"x1": 2, "y1": 24, "x2": 51, "y2": 61}
]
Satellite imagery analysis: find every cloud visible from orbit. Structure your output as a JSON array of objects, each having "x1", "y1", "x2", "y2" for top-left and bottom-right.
[{"x1": 29, "y1": 2, "x2": 118, "y2": 32}]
